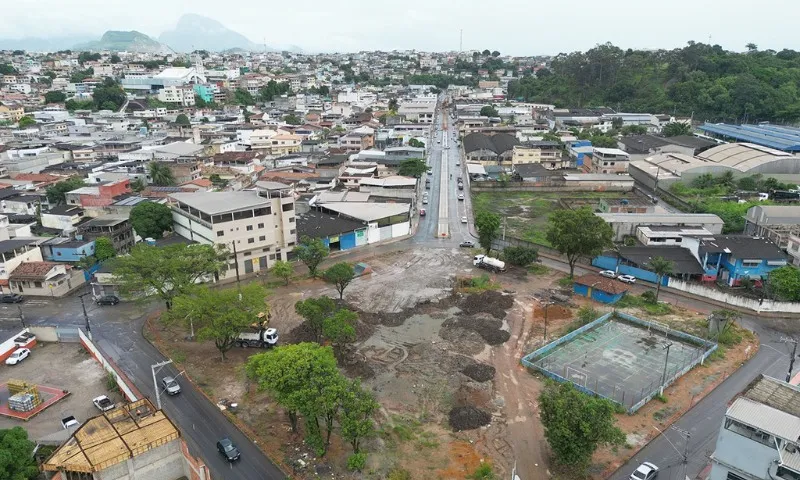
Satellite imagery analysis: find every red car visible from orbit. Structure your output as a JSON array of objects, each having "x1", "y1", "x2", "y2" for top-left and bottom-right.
[{"x1": 420, "y1": 209, "x2": 426, "y2": 216}]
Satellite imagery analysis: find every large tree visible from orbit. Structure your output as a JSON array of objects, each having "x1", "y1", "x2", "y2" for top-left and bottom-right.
[
  {"x1": 662, "y1": 122, "x2": 691, "y2": 137},
  {"x1": 93, "y1": 237, "x2": 116, "y2": 262},
  {"x1": 44, "y1": 90, "x2": 66, "y2": 104},
  {"x1": 170, "y1": 283, "x2": 267, "y2": 360},
  {"x1": 148, "y1": 162, "x2": 176, "y2": 186},
  {"x1": 111, "y1": 243, "x2": 225, "y2": 309},
  {"x1": 475, "y1": 211, "x2": 501, "y2": 255},
  {"x1": 0, "y1": 427, "x2": 39, "y2": 480},
  {"x1": 546, "y1": 207, "x2": 613, "y2": 278},
  {"x1": 479, "y1": 105, "x2": 499, "y2": 117},
  {"x1": 398, "y1": 158, "x2": 427, "y2": 178},
  {"x1": 91, "y1": 78, "x2": 126, "y2": 111},
  {"x1": 175, "y1": 113, "x2": 190, "y2": 125},
  {"x1": 46, "y1": 176, "x2": 85, "y2": 205},
  {"x1": 17, "y1": 116, "x2": 36, "y2": 128},
  {"x1": 271, "y1": 260, "x2": 293, "y2": 285},
  {"x1": 768, "y1": 265, "x2": 800, "y2": 301},
  {"x1": 295, "y1": 236, "x2": 329, "y2": 277},
  {"x1": 295, "y1": 296, "x2": 337, "y2": 342},
  {"x1": 339, "y1": 379, "x2": 378, "y2": 453},
  {"x1": 502, "y1": 246, "x2": 539, "y2": 267},
  {"x1": 323, "y1": 263, "x2": 356, "y2": 300},
  {"x1": 647, "y1": 256, "x2": 673, "y2": 302},
  {"x1": 539, "y1": 382, "x2": 625, "y2": 470},
  {"x1": 129, "y1": 201, "x2": 174, "y2": 240}
]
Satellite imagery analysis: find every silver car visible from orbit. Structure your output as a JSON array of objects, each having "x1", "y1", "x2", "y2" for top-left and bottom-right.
[{"x1": 162, "y1": 376, "x2": 181, "y2": 395}]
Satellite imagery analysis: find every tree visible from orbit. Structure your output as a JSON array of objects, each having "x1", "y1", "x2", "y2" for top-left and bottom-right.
[
  {"x1": 94, "y1": 237, "x2": 116, "y2": 262},
  {"x1": 408, "y1": 138, "x2": 425, "y2": 148},
  {"x1": 110, "y1": 54, "x2": 121, "y2": 64},
  {"x1": 502, "y1": 246, "x2": 539, "y2": 267},
  {"x1": 232, "y1": 88, "x2": 255, "y2": 105},
  {"x1": 44, "y1": 90, "x2": 66, "y2": 104},
  {"x1": 482, "y1": 49, "x2": 491, "y2": 56},
  {"x1": 295, "y1": 236, "x2": 329, "y2": 277},
  {"x1": 271, "y1": 260, "x2": 293, "y2": 285},
  {"x1": 340, "y1": 379, "x2": 378, "y2": 453},
  {"x1": 539, "y1": 381, "x2": 625, "y2": 470},
  {"x1": 491, "y1": 51, "x2": 501, "y2": 57},
  {"x1": 111, "y1": 243, "x2": 224, "y2": 309},
  {"x1": 284, "y1": 113, "x2": 302, "y2": 125},
  {"x1": 611, "y1": 117, "x2": 624, "y2": 130},
  {"x1": 323, "y1": 263, "x2": 356, "y2": 300},
  {"x1": 148, "y1": 162, "x2": 176, "y2": 186},
  {"x1": 662, "y1": 122, "x2": 691, "y2": 137},
  {"x1": 175, "y1": 113, "x2": 190, "y2": 125},
  {"x1": 0, "y1": 427, "x2": 39, "y2": 480},
  {"x1": 295, "y1": 296, "x2": 337, "y2": 342},
  {"x1": 129, "y1": 201, "x2": 173, "y2": 239},
  {"x1": 323, "y1": 308, "x2": 357, "y2": 355},
  {"x1": 546, "y1": 207, "x2": 613, "y2": 278},
  {"x1": 78, "y1": 51, "x2": 101, "y2": 64},
  {"x1": 46, "y1": 176, "x2": 85, "y2": 205},
  {"x1": 388, "y1": 98, "x2": 399, "y2": 111},
  {"x1": 768, "y1": 266, "x2": 800, "y2": 301},
  {"x1": 17, "y1": 116, "x2": 36, "y2": 128},
  {"x1": 398, "y1": 158, "x2": 428, "y2": 178},
  {"x1": 0, "y1": 64, "x2": 18, "y2": 75},
  {"x1": 91, "y1": 78, "x2": 126, "y2": 111},
  {"x1": 480, "y1": 105, "x2": 499, "y2": 117},
  {"x1": 475, "y1": 211, "x2": 501, "y2": 255},
  {"x1": 130, "y1": 178, "x2": 146, "y2": 193},
  {"x1": 647, "y1": 256, "x2": 673, "y2": 302},
  {"x1": 171, "y1": 283, "x2": 266, "y2": 360},
  {"x1": 621, "y1": 124, "x2": 648, "y2": 135}
]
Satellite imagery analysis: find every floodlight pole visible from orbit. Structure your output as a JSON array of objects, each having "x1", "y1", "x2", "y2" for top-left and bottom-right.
[
  {"x1": 660, "y1": 341, "x2": 673, "y2": 395},
  {"x1": 151, "y1": 359, "x2": 173, "y2": 410},
  {"x1": 543, "y1": 302, "x2": 554, "y2": 342}
]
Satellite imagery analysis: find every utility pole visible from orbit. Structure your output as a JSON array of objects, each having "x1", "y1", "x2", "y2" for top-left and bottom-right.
[
  {"x1": 660, "y1": 341, "x2": 673, "y2": 394},
  {"x1": 17, "y1": 305, "x2": 25, "y2": 329},
  {"x1": 542, "y1": 301, "x2": 554, "y2": 342},
  {"x1": 231, "y1": 241, "x2": 241, "y2": 283},
  {"x1": 781, "y1": 337, "x2": 798, "y2": 382},
  {"x1": 459, "y1": 29, "x2": 463, "y2": 53},
  {"x1": 502, "y1": 216, "x2": 507, "y2": 241},
  {"x1": 671, "y1": 425, "x2": 691, "y2": 480},
  {"x1": 151, "y1": 359, "x2": 173, "y2": 410},
  {"x1": 78, "y1": 292, "x2": 92, "y2": 340}
]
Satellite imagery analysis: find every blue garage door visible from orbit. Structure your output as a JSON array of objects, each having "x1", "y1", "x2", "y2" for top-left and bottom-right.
[{"x1": 340, "y1": 232, "x2": 356, "y2": 250}]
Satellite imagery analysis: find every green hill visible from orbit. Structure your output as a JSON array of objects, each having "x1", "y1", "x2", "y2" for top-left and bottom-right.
[{"x1": 74, "y1": 31, "x2": 167, "y2": 53}]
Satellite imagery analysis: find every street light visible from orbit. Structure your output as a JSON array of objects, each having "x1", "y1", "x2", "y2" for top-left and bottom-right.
[
  {"x1": 78, "y1": 292, "x2": 92, "y2": 339},
  {"x1": 542, "y1": 301, "x2": 555, "y2": 342},
  {"x1": 151, "y1": 359, "x2": 173, "y2": 410}
]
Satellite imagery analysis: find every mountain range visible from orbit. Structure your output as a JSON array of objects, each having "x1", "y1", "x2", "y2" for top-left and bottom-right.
[{"x1": 0, "y1": 14, "x2": 291, "y2": 53}]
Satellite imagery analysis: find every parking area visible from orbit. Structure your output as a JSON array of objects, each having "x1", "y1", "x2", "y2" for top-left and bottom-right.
[{"x1": 0, "y1": 342, "x2": 121, "y2": 441}]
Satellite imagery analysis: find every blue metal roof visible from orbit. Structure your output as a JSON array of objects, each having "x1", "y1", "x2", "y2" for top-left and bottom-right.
[{"x1": 698, "y1": 123, "x2": 800, "y2": 152}]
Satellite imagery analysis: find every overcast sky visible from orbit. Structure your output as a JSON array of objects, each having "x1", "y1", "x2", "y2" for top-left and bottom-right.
[{"x1": 3, "y1": 0, "x2": 799, "y2": 55}]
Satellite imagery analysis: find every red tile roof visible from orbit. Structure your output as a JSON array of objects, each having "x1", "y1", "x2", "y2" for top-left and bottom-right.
[
  {"x1": 573, "y1": 274, "x2": 630, "y2": 295},
  {"x1": 9, "y1": 262, "x2": 62, "y2": 280}
]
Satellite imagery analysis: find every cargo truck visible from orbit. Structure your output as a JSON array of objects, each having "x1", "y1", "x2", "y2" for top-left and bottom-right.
[{"x1": 473, "y1": 254, "x2": 506, "y2": 272}]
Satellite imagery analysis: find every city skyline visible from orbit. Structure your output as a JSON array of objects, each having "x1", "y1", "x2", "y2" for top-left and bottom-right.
[{"x1": 2, "y1": 0, "x2": 798, "y2": 55}]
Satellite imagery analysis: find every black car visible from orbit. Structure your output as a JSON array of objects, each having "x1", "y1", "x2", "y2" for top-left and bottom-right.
[
  {"x1": 0, "y1": 294, "x2": 23, "y2": 304},
  {"x1": 217, "y1": 438, "x2": 241, "y2": 461},
  {"x1": 96, "y1": 295, "x2": 120, "y2": 306}
]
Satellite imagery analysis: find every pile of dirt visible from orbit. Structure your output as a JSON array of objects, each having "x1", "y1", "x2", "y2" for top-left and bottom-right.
[
  {"x1": 438, "y1": 327, "x2": 485, "y2": 355},
  {"x1": 453, "y1": 382, "x2": 493, "y2": 410},
  {"x1": 532, "y1": 303, "x2": 573, "y2": 321},
  {"x1": 461, "y1": 291, "x2": 514, "y2": 319},
  {"x1": 462, "y1": 363, "x2": 496, "y2": 382},
  {"x1": 441, "y1": 314, "x2": 511, "y2": 345},
  {"x1": 448, "y1": 406, "x2": 492, "y2": 431}
]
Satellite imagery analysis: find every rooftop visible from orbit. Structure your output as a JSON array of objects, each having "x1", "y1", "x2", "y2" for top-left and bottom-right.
[
  {"x1": 596, "y1": 212, "x2": 725, "y2": 225},
  {"x1": 170, "y1": 191, "x2": 269, "y2": 215},
  {"x1": 573, "y1": 273, "x2": 630, "y2": 295},
  {"x1": 617, "y1": 246, "x2": 705, "y2": 275},
  {"x1": 727, "y1": 396, "x2": 800, "y2": 442},
  {"x1": 698, "y1": 235, "x2": 785, "y2": 260},
  {"x1": 297, "y1": 209, "x2": 366, "y2": 238},
  {"x1": 9, "y1": 261, "x2": 61, "y2": 280},
  {"x1": 80, "y1": 215, "x2": 129, "y2": 228},
  {"x1": 698, "y1": 123, "x2": 800, "y2": 152},
  {"x1": 321, "y1": 202, "x2": 409, "y2": 222}
]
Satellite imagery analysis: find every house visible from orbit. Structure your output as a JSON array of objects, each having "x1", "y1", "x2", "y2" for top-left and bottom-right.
[
  {"x1": 40, "y1": 238, "x2": 95, "y2": 262},
  {"x1": 170, "y1": 190, "x2": 296, "y2": 278},
  {"x1": 296, "y1": 209, "x2": 368, "y2": 252},
  {"x1": 78, "y1": 215, "x2": 135, "y2": 253},
  {"x1": 744, "y1": 205, "x2": 800, "y2": 249},
  {"x1": 511, "y1": 142, "x2": 565, "y2": 169},
  {"x1": 41, "y1": 205, "x2": 85, "y2": 231},
  {"x1": 0, "y1": 103, "x2": 25, "y2": 122},
  {"x1": 313, "y1": 201, "x2": 411, "y2": 243},
  {"x1": 786, "y1": 234, "x2": 800, "y2": 266},
  {"x1": 708, "y1": 375, "x2": 800, "y2": 480},
  {"x1": 596, "y1": 213, "x2": 725, "y2": 242},
  {"x1": 2, "y1": 194, "x2": 41, "y2": 216},
  {"x1": 397, "y1": 100, "x2": 436, "y2": 123},
  {"x1": 684, "y1": 235, "x2": 788, "y2": 286},
  {"x1": 512, "y1": 163, "x2": 564, "y2": 184},
  {"x1": 65, "y1": 179, "x2": 131, "y2": 208},
  {"x1": 8, "y1": 261, "x2": 85, "y2": 297},
  {"x1": 592, "y1": 246, "x2": 706, "y2": 284},
  {"x1": 586, "y1": 148, "x2": 630, "y2": 174},
  {"x1": 572, "y1": 274, "x2": 629, "y2": 304},
  {"x1": 0, "y1": 239, "x2": 45, "y2": 292},
  {"x1": 463, "y1": 133, "x2": 519, "y2": 164},
  {"x1": 157, "y1": 85, "x2": 196, "y2": 106}
]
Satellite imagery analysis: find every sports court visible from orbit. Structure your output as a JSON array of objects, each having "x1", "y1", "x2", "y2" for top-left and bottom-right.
[{"x1": 523, "y1": 313, "x2": 714, "y2": 412}]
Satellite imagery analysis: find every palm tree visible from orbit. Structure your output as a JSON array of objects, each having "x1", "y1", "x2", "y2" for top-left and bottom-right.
[
  {"x1": 649, "y1": 256, "x2": 674, "y2": 303},
  {"x1": 149, "y1": 162, "x2": 175, "y2": 186}
]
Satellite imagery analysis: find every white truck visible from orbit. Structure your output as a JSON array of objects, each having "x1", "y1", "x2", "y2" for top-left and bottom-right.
[
  {"x1": 473, "y1": 254, "x2": 506, "y2": 273},
  {"x1": 235, "y1": 326, "x2": 279, "y2": 348}
]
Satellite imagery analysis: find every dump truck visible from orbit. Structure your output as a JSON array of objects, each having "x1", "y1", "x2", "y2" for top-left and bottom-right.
[
  {"x1": 235, "y1": 313, "x2": 278, "y2": 348},
  {"x1": 473, "y1": 254, "x2": 506, "y2": 273}
]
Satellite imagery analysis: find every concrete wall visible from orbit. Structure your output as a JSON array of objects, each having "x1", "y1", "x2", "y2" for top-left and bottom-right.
[
  {"x1": 668, "y1": 277, "x2": 800, "y2": 313},
  {"x1": 708, "y1": 425, "x2": 778, "y2": 480},
  {"x1": 28, "y1": 326, "x2": 59, "y2": 342},
  {"x1": 470, "y1": 183, "x2": 633, "y2": 193},
  {"x1": 97, "y1": 439, "x2": 187, "y2": 480},
  {"x1": 79, "y1": 329, "x2": 140, "y2": 402}
]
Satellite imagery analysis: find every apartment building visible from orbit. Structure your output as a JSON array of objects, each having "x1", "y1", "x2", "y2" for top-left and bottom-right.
[
  {"x1": 709, "y1": 375, "x2": 800, "y2": 480},
  {"x1": 0, "y1": 103, "x2": 25, "y2": 122},
  {"x1": 157, "y1": 85, "x2": 196, "y2": 107},
  {"x1": 586, "y1": 147, "x2": 630, "y2": 174},
  {"x1": 511, "y1": 141, "x2": 565, "y2": 169},
  {"x1": 170, "y1": 190, "x2": 296, "y2": 278}
]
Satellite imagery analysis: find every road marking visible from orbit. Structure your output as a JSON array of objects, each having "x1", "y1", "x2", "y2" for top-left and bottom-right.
[{"x1": 436, "y1": 113, "x2": 450, "y2": 238}]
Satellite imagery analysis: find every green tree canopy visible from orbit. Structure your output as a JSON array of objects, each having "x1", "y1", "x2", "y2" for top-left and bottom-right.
[
  {"x1": 109, "y1": 54, "x2": 121, "y2": 64},
  {"x1": 232, "y1": 88, "x2": 255, "y2": 105},
  {"x1": 44, "y1": 90, "x2": 67, "y2": 104},
  {"x1": 284, "y1": 113, "x2": 302, "y2": 125},
  {"x1": 46, "y1": 176, "x2": 85, "y2": 205},
  {"x1": 91, "y1": 78, "x2": 126, "y2": 111},
  {"x1": 0, "y1": 64, "x2": 18, "y2": 75},
  {"x1": 148, "y1": 162, "x2": 176, "y2": 186},
  {"x1": 475, "y1": 211, "x2": 501, "y2": 255},
  {"x1": 340, "y1": 378, "x2": 378, "y2": 453},
  {"x1": 111, "y1": 243, "x2": 225, "y2": 309},
  {"x1": 539, "y1": 382, "x2": 625, "y2": 470},
  {"x1": 662, "y1": 122, "x2": 692, "y2": 137},
  {"x1": 480, "y1": 105, "x2": 499, "y2": 117},
  {"x1": 271, "y1": 260, "x2": 293, "y2": 285},
  {"x1": 93, "y1": 237, "x2": 116, "y2": 262},
  {"x1": 0, "y1": 426, "x2": 39, "y2": 480},
  {"x1": 768, "y1": 265, "x2": 800, "y2": 301},
  {"x1": 502, "y1": 246, "x2": 539, "y2": 267},
  {"x1": 295, "y1": 236, "x2": 329, "y2": 277},
  {"x1": 129, "y1": 201, "x2": 173, "y2": 240},
  {"x1": 398, "y1": 158, "x2": 428, "y2": 178},
  {"x1": 259, "y1": 80, "x2": 291, "y2": 101},
  {"x1": 17, "y1": 116, "x2": 36, "y2": 128},
  {"x1": 546, "y1": 207, "x2": 613, "y2": 278},
  {"x1": 646, "y1": 256, "x2": 673, "y2": 302},
  {"x1": 408, "y1": 138, "x2": 425, "y2": 148},
  {"x1": 295, "y1": 296, "x2": 337, "y2": 343},
  {"x1": 323, "y1": 262, "x2": 356, "y2": 300},
  {"x1": 175, "y1": 113, "x2": 190, "y2": 125},
  {"x1": 170, "y1": 283, "x2": 267, "y2": 360}
]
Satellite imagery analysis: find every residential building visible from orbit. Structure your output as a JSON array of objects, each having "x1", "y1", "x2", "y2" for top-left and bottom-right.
[
  {"x1": 0, "y1": 103, "x2": 25, "y2": 122},
  {"x1": 170, "y1": 190, "x2": 296, "y2": 277},
  {"x1": 41, "y1": 205, "x2": 85, "y2": 231},
  {"x1": 683, "y1": 235, "x2": 788, "y2": 286},
  {"x1": 157, "y1": 85, "x2": 196, "y2": 106},
  {"x1": 463, "y1": 133, "x2": 519, "y2": 164},
  {"x1": 40, "y1": 237, "x2": 95, "y2": 262},
  {"x1": 193, "y1": 84, "x2": 214, "y2": 103},
  {"x1": 708, "y1": 375, "x2": 800, "y2": 480},
  {"x1": 397, "y1": 100, "x2": 436, "y2": 123},
  {"x1": 586, "y1": 148, "x2": 630, "y2": 174},
  {"x1": 8, "y1": 261, "x2": 85, "y2": 297},
  {"x1": 65, "y1": 179, "x2": 131, "y2": 207},
  {"x1": 787, "y1": 234, "x2": 800, "y2": 266},
  {"x1": 744, "y1": 206, "x2": 800, "y2": 249},
  {"x1": 0, "y1": 239, "x2": 44, "y2": 292},
  {"x1": 572, "y1": 274, "x2": 629, "y2": 304},
  {"x1": 596, "y1": 213, "x2": 725, "y2": 242},
  {"x1": 78, "y1": 215, "x2": 135, "y2": 253},
  {"x1": 511, "y1": 142, "x2": 564, "y2": 169}
]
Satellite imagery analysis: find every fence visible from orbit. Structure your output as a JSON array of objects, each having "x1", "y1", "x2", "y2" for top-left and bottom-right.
[{"x1": 668, "y1": 278, "x2": 800, "y2": 313}]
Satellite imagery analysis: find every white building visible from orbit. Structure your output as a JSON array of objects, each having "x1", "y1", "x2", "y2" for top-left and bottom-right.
[
  {"x1": 157, "y1": 86, "x2": 196, "y2": 107},
  {"x1": 170, "y1": 190, "x2": 296, "y2": 278},
  {"x1": 397, "y1": 100, "x2": 436, "y2": 124}
]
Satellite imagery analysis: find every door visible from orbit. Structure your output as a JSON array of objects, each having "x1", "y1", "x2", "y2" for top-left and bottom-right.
[
  {"x1": 258, "y1": 256, "x2": 267, "y2": 270},
  {"x1": 244, "y1": 259, "x2": 254, "y2": 274}
]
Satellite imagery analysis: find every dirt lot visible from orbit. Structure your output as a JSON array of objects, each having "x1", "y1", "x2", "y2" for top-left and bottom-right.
[
  {"x1": 0, "y1": 342, "x2": 121, "y2": 441},
  {"x1": 148, "y1": 247, "x2": 755, "y2": 480}
]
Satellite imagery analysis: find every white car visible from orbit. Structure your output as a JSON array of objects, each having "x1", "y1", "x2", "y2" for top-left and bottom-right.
[
  {"x1": 630, "y1": 462, "x2": 658, "y2": 480},
  {"x1": 92, "y1": 395, "x2": 115, "y2": 412},
  {"x1": 599, "y1": 270, "x2": 617, "y2": 278},
  {"x1": 617, "y1": 274, "x2": 637, "y2": 284},
  {"x1": 5, "y1": 348, "x2": 30, "y2": 365},
  {"x1": 458, "y1": 193, "x2": 464, "y2": 201},
  {"x1": 461, "y1": 216, "x2": 468, "y2": 223}
]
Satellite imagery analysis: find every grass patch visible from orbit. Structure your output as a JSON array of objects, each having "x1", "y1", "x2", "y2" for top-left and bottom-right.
[
  {"x1": 616, "y1": 293, "x2": 673, "y2": 315},
  {"x1": 170, "y1": 349, "x2": 187, "y2": 364},
  {"x1": 654, "y1": 393, "x2": 668, "y2": 403},
  {"x1": 557, "y1": 276, "x2": 573, "y2": 287},
  {"x1": 458, "y1": 273, "x2": 501, "y2": 293},
  {"x1": 527, "y1": 263, "x2": 550, "y2": 275}
]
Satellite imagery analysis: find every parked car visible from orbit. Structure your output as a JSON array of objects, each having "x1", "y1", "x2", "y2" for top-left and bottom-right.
[
  {"x1": 630, "y1": 462, "x2": 658, "y2": 480},
  {"x1": 422, "y1": 198, "x2": 428, "y2": 204},
  {"x1": 599, "y1": 270, "x2": 617, "y2": 278},
  {"x1": 92, "y1": 395, "x2": 115, "y2": 412},
  {"x1": 161, "y1": 376, "x2": 181, "y2": 395},
  {"x1": 617, "y1": 274, "x2": 637, "y2": 284},
  {"x1": 5, "y1": 348, "x2": 30, "y2": 365},
  {"x1": 217, "y1": 438, "x2": 241, "y2": 461},
  {"x1": 0, "y1": 294, "x2": 23, "y2": 303},
  {"x1": 419, "y1": 209, "x2": 426, "y2": 217},
  {"x1": 459, "y1": 241, "x2": 475, "y2": 248},
  {"x1": 461, "y1": 216, "x2": 468, "y2": 223},
  {"x1": 457, "y1": 193, "x2": 464, "y2": 201},
  {"x1": 96, "y1": 295, "x2": 120, "y2": 306},
  {"x1": 61, "y1": 415, "x2": 79, "y2": 430}
]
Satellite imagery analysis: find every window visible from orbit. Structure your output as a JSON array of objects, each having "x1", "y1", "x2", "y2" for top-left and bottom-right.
[
  {"x1": 282, "y1": 203, "x2": 294, "y2": 212},
  {"x1": 34, "y1": 281, "x2": 42, "y2": 288},
  {"x1": 262, "y1": 247, "x2": 271, "y2": 252},
  {"x1": 259, "y1": 236, "x2": 266, "y2": 241},
  {"x1": 290, "y1": 229, "x2": 296, "y2": 235},
  {"x1": 246, "y1": 225, "x2": 253, "y2": 231},
  {"x1": 269, "y1": 254, "x2": 276, "y2": 260},
  {"x1": 243, "y1": 252, "x2": 251, "y2": 257},
  {"x1": 742, "y1": 260, "x2": 761, "y2": 268},
  {"x1": 726, "y1": 473, "x2": 746, "y2": 480},
  {"x1": 216, "y1": 231, "x2": 224, "y2": 237},
  {"x1": 289, "y1": 217, "x2": 295, "y2": 223},
  {"x1": 258, "y1": 223, "x2": 265, "y2": 229},
  {"x1": 288, "y1": 241, "x2": 295, "y2": 247},
  {"x1": 248, "y1": 238, "x2": 255, "y2": 244}
]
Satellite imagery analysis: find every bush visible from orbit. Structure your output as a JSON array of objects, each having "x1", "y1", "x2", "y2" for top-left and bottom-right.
[
  {"x1": 388, "y1": 468, "x2": 411, "y2": 480},
  {"x1": 469, "y1": 462, "x2": 497, "y2": 479},
  {"x1": 347, "y1": 453, "x2": 367, "y2": 472},
  {"x1": 641, "y1": 290, "x2": 657, "y2": 304},
  {"x1": 502, "y1": 245, "x2": 539, "y2": 267}
]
